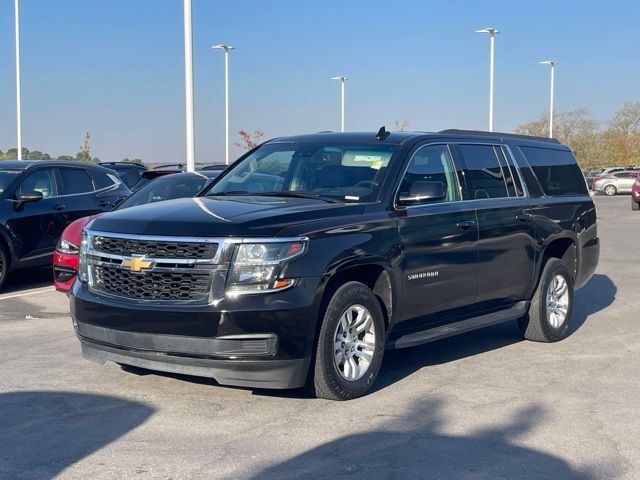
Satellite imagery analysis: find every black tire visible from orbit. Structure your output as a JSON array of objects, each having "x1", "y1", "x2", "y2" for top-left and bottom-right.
[
  {"x1": 632, "y1": 198, "x2": 639, "y2": 211},
  {"x1": 603, "y1": 184, "x2": 617, "y2": 196},
  {"x1": 518, "y1": 258, "x2": 574, "y2": 342},
  {"x1": 0, "y1": 243, "x2": 9, "y2": 292},
  {"x1": 307, "y1": 281, "x2": 385, "y2": 400}
]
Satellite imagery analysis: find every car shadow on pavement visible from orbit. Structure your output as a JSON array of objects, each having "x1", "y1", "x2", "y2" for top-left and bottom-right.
[
  {"x1": 0, "y1": 391, "x2": 154, "y2": 479},
  {"x1": 373, "y1": 274, "x2": 616, "y2": 394},
  {"x1": 249, "y1": 398, "x2": 608, "y2": 479},
  {"x1": 2, "y1": 266, "x2": 53, "y2": 294}
]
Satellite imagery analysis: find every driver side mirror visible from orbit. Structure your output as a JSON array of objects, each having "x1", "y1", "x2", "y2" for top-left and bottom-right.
[
  {"x1": 13, "y1": 190, "x2": 44, "y2": 208},
  {"x1": 398, "y1": 181, "x2": 446, "y2": 206}
]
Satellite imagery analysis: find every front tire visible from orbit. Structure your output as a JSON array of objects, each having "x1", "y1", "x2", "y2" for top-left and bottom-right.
[
  {"x1": 0, "y1": 244, "x2": 9, "y2": 292},
  {"x1": 307, "y1": 281, "x2": 385, "y2": 400},
  {"x1": 632, "y1": 198, "x2": 639, "y2": 211},
  {"x1": 518, "y1": 258, "x2": 574, "y2": 342},
  {"x1": 604, "y1": 184, "x2": 617, "y2": 196}
]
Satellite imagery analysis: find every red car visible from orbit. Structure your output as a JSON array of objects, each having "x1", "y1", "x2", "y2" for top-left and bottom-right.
[
  {"x1": 53, "y1": 171, "x2": 221, "y2": 292},
  {"x1": 632, "y1": 172, "x2": 640, "y2": 211}
]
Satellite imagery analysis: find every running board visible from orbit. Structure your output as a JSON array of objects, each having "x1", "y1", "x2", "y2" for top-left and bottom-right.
[{"x1": 387, "y1": 301, "x2": 528, "y2": 349}]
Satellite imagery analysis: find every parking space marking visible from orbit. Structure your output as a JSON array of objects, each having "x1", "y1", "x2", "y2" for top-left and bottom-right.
[{"x1": 0, "y1": 286, "x2": 56, "y2": 300}]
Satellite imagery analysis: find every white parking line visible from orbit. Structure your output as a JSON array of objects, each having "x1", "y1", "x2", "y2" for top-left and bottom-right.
[{"x1": 0, "y1": 286, "x2": 56, "y2": 300}]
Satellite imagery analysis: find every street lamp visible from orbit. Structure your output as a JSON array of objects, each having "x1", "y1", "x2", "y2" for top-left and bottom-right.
[
  {"x1": 14, "y1": 0, "x2": 22, "y2": 160},
  {"x1": 540, "y1": 60, "x2": 557, "y2": 138},
  {"x1": 331, "y1": 76, "x2": 348, "y2": 132},
  {"x1": 183, "y1": 0, "x2": 195, "y2": 172},
  {"x1": 212, "y1": 44, "x2": 235, "y2": 165},
  {"x1": 475, "y1": 27, "x2": 499, "y2": 132}
]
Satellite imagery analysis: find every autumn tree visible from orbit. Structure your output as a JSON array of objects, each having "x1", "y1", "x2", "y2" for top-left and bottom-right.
[{"x1": 235, "y1": 129, "x2": 265, "y2": 150}]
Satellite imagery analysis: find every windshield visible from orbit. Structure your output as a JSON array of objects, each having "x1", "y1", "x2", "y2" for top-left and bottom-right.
[
  {"x1": 0, "y1": 169, "x2": 22, "y2": 195},
  {"x1": 116, "y1": 173, "x2": 210, "y2": 210},
  {"x1": 204, "y1": 142, "x2": 398, "y2": 202}
]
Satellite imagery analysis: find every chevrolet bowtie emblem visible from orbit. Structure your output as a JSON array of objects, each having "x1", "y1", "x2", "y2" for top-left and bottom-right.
[{"x1": 122, "y1": 256, "x2": 153, "y2": 273}]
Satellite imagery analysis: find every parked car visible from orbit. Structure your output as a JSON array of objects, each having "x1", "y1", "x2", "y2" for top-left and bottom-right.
[
  {"x1": 631, "y1": 172, "x2": 640, "y2": 211},
  {"x1": 0, "y1": 161, "x2": 130, "y2": 290},
  {"x1": 70, "y1": 129, "x2": 599, "y2": 400},
  {"x1": 593, "y1": 170, "x2": 638, "y2": 196},
  {"x1": 583, "y1": 171, "x2": 599, "y2": 190},
  {"x1": 54, "y1": 171, "x2": 221, "y2": 292},
  {"x1": 131, "y1": 164, "x2": 226, "y2": 191},
  {"x1": 99, "y1": 162, "x2": 147, "y2": 189}
]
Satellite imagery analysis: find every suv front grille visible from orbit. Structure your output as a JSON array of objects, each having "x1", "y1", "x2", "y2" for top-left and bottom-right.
[
  {"x1": 92, "y1": 265, "x2": 211, "y2": 301},
  {"x1": 93, "y1": 235, "x2": 218, "y2": 259}
]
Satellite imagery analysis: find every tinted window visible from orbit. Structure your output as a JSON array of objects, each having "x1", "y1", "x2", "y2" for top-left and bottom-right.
[
  {"x1": 458, "y1": 144, "x2": 509, "y2": 199},
  {"x1": 398, "y1": 144, "x2": 461, "y2": 204},
  {"x1": 117, "y1": 174, "x2": 208, "y2": 210},
  {"x1": 17, "y1": 169, "x2": 57, "y2": 198},
  {"x1": 614, "y1": 171, "x2": 635, "y2": 178},
  {"x1": 58, "y1": 168, "x2": 94, "y2": 194},
  {"x1": 109, "y1": 166, "x2": 142, "y2": 188},
  {"x1": 90, "y1": 170, "x2": 116, "y2": 190},
  {"x1": 519, "y1": 147, "x2": 588, "y2": 196}
]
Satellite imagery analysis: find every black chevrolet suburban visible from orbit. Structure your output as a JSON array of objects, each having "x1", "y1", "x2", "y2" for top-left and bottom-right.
[{"x1": 70, "y1": 129, "x2": 599, "y2": 400}]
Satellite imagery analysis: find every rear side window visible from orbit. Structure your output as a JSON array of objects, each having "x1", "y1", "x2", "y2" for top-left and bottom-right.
[
  {"x1": 58, "y1": 168, "x2": 94, "y2": 194},
  {"x1": 457, "y1": 144, "x2": 508, "y2": 199},
  {"x1": 519, "y1": 147, "x2": 588, "y2": 196},
  {"x1": 90, "y1": 170, "x2": 117, "y2": 190}
]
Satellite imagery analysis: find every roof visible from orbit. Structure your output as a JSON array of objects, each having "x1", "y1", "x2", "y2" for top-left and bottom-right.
[{"x1": 0, "y1": 160, "x2": 112, "y2": 170}]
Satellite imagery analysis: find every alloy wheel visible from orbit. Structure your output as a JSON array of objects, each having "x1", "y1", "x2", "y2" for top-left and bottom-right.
[
  {"x1": 546, "y1": 274, "x2": 570, "y2": 329},
  {"x1": 333, "y1": 304, "x2": 376, "y2": 381}
]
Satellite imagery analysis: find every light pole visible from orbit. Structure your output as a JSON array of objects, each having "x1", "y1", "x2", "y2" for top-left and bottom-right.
[
  {"x1": 212, "y1": 44, "x2": 235, "y2": 165},
  {"x1": 540, "y1": 60, "x2": 556, "y2": 138},
  {"x1": 475, "y1": 27, "x2": 499, "y2": 132},
  {"x1": 331, "y1": 76, "x2": 348, "y2": 132},
  {"x1": 183, "y1": 0, "x2": 195, "y2": 172},
  {"x1": 14, "y1": 0, "x2": 22, "y2": 160}
]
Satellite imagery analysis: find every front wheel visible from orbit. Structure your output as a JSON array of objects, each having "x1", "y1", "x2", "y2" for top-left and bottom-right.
[
  {"x1": 603, "y1": 184, "x2": 617, "y2": 196},
  {"x1": 0, "y1": 244, "x2": 8, "y2": 292},
  {"x1": 632, "y1": 198, "x2": 639, "y2": 211},
  {"x1": 307, "y1": 281, "x2": 385, "y2": 400},
  {"x1": 518, "y1": 258, "x2": 574, "y2": 342}
]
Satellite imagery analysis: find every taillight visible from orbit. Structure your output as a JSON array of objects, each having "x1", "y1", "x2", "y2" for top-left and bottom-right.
[{"x1": 592, "y1": 176, "x2": 601, "y2": 183}]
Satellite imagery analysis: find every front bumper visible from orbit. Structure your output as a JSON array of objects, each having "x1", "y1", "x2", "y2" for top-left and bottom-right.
[{"x1": 71, "y1": 278, "x2": 322, "y2": 389}]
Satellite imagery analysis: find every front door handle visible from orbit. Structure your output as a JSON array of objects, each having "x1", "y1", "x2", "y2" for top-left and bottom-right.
[
  {"x1": 516, "y1": 212, "x2": 533, "y2": 222},
  {"x1": 456, "y1": 220, "x2": 476, "y2": 230},
  {"x1": 53, "y1": 204, "x2": 66, "y2": 211}
]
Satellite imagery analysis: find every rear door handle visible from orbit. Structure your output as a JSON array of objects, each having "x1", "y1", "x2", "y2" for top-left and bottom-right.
[
  {"x1": 516, "y1": 212, "x2": 533, "y2": 222},
  {"x1": 53, "y1": 204, "x2": 66, "y2": 211},
  {"x1": 456, "y1": 220, "x2": 476, "y2": 229}
]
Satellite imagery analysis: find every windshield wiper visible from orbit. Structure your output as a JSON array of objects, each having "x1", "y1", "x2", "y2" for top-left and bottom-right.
[
  {"x1": 207, "y1": 190, "x2": 251, "y2": 196},
  {"x1": 254, "y1": 192, "x2": 341, "y2": 203}
]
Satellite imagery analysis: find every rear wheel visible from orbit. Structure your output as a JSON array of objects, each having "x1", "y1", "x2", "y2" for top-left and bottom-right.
[
  {"x1": 307, "y1": 281, "x2": 385, "y2": 400},
  {"x1": 518, "y1": 258, "x2": 573, "y2": 342},
  {"x1": 632, "y1": 198, "x2": 639, "y2": 211},
  {"x1": 603, "y1": 184, "x2": 617, "y2": 196},
  {"x1": 0, "y1": 244, "x2": 9, "y2": 292}
]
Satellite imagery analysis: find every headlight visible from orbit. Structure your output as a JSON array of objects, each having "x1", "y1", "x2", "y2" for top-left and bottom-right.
[
  {"x1": 78, "y1": 232, "x2": 89, "y2": 283},
  {"x1": 226, "y1": 240, "x2": 306, "y2": 296},
  {"x1": 56, "y1": 237, "x2": 79, "y2": 254}
]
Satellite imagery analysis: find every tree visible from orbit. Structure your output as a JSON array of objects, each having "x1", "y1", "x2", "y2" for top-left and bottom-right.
[
  {"x1": 235, "y1": 129, "x2": 265, "y2": 150},
  {"x1": 57, "y1": 155, "x2": 74, "y2": 161}
]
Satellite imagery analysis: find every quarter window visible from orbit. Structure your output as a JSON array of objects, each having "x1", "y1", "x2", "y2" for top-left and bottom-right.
[
  {"x1": 519, "y1": 146, "x2": 588, "y2": 196},
  {"x1": 397, "y1": 144, "x2": 461, "y2": 205},
  {"x1": 16, "y1": 169, "x2": 57, "y2": 198},
  {"x1": 58, "y1": 168, "x2": 94, "y2": 195},
  {"x1": 458, "y1": 144, "x2": 509, "y2": 199}
]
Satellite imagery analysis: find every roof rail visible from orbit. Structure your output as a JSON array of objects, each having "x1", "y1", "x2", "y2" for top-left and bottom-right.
[{"x1": 438, "y1": 129, "x2": 561, "y2": 144}]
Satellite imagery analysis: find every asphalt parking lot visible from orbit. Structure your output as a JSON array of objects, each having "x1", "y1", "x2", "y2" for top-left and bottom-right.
[{"x1": 0, "y1": 195, "x2": 637, "y2": 479}]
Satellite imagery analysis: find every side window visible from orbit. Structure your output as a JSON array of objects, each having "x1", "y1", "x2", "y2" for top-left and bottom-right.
[
  {"x1": 58, "y1": 168, "x2": 94, "y2": 195},
  {"x1": 397, "y1": 144, "x2": 461, "y2": 205},
  {"x1": 458, "y1": 144, "x2": 509, "y2": 199},
  {"x1": 16, "y1": 169, "x2": 57, "y2": 198},
  {"x1": 519, "y1": 146, "x2": 588, "y2": 196},
  {"x1": 90, "y1": 170, "x2": 116, "y2": 190}
]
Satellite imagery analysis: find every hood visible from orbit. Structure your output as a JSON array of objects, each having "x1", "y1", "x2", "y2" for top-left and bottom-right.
[{"x1": 88, "y1": 196, "x2": 364, "y2": 237}]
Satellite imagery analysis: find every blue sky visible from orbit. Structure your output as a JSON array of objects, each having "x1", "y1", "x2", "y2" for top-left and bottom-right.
[{"x1": 0, "y1": 0, "x2": 638, "y2": 163}]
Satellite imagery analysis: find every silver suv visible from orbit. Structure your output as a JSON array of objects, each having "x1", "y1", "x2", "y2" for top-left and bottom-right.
[{"x1": 593, "y1": 170, "x2": 638, "y2": 196}]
